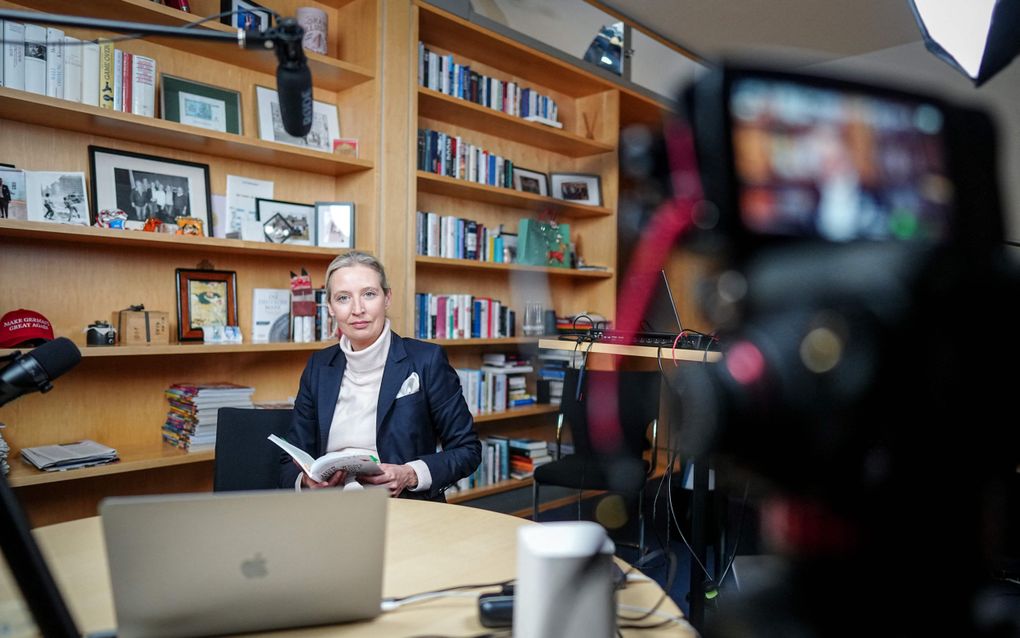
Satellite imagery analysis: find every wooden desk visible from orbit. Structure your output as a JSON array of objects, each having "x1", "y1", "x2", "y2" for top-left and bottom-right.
[
  {"x1": 2, "y1": 499, "x2": 693, "y2": 637},
  {"x1": 538, "y1": 338, "x2": 722, "y2": 363}
]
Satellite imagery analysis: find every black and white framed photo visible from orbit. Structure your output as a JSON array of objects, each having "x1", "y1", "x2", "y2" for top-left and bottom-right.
[
  {"x1": 89, "y1": 145, "x2": 212, "y2": 234},
  {"x1": 220, "y1": 0, "x2": 272, "y2": 31},
  {"x1": 315, "y1": 201, "x2": 355, "y2": 249},
  {"x1": 0, "y1": 168, "x2": 29, "y2": 221},
  {"x1": 550, "y1": 172, "x2": 602, "y2": 207},
  {"x1": 25, "y1": 171, "x2": 89, "y2": 226},
  {"x1": 160, "y1": 75, "x2": 242, "y2": 135},
  {"x1": 256, "y1": 197, "x2": 314, "y2": 245},
  {"x1": 255, "y1": 85, "x2": 340, "y2": 153},
  {"x1": 512, "y1": 167, "x2": 549, "y2": 196}
]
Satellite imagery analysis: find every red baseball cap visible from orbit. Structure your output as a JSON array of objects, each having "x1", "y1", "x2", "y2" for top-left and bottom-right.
[{"x1": 0, "y1": 309, "x2": 55, "y2": 348}]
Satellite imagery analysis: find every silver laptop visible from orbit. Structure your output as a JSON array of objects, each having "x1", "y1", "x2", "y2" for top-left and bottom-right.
[{"x1": 100, "y1": 488, "x2": 388, "y2": 638}]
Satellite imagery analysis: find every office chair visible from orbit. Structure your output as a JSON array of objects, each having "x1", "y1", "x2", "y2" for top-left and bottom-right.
[
  {"x1": 532, "y1": 368, "x2": 660, "y2": 554},
  {"x1": 213, "y1": 408, "x2": 293, "y2": 491}
]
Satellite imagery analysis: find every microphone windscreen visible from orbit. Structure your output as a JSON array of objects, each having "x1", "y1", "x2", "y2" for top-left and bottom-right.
[
  {"x1": 276, "y1": 64, "x2": 314, "y2": 138},
  {"x1": 30, "y1": 337, "x2": 82, "y2": 381}
]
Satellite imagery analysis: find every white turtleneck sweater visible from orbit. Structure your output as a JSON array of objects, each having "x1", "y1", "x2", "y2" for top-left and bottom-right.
[{"x1": 295, "y1": 319, "x2": 431, "y2": 492}]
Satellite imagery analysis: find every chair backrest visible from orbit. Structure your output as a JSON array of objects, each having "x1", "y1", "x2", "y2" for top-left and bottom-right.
[
  {"x1": 213, "y1": 408, "x2": 293, "y2": 491},
  {"x1": 559, "y1": 368, "x2": 661, "y2": 459}
]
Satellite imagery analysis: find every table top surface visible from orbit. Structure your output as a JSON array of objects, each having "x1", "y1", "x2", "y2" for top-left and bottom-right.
[
  {"x1": 1, "y1": 498, "x2": 693, "y2": 637},
  {"x1": 539, "y1": 338, "x2": 722, "y2": 362}
]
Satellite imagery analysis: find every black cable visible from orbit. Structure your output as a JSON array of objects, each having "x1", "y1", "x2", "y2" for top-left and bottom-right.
[
  {"x1": 382, "y1": 578, "x2": 514, "y2": 605},
  {"x1": 716, "y1": 479, "x2": 751, "y2": 589}
]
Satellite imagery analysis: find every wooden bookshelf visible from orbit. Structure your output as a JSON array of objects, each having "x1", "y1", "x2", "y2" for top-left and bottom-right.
[
  {"x1": 418, "y1": 88, "x2": 614, "y2": 157},
  {"x1": 423, "y1": 336, "x2": 540, "y2": 347},
  {"x1": 416, "y1": 255, "x2": 613, "y2": 278},
  {"x1": 416, "y1": 172, "x2": 613, "y2": 219},
  {"x1": 5, "y1": 443, "x2": 214, "y2": 488},
  {"x1": 472, "y1": 403, "x2": 558, "y2": 423}
]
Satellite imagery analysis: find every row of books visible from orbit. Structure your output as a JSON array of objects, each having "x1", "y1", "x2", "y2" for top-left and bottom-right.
[
  {"x1": 250, "y1": 288, "x2": 336, "y2": 344},
  {"x1": 415, "y1": 211, "x2": 518, "y2": 264},
  {"x1": 1, "y1": 19, "x2": 156, "y2": 115},
  {"x1": 456, "y1": 365, "x2": 535, "y2": 415},
  {"x1": 417, "y1": 42, "x2": 560, "y2": 126},
  {"x1": 414, "y1": 293, "x2": 516, "y2": 340},
  {"x1": 453, "y1": 436, "x2": 553, "y2": 490},
  {"x1": 162, "y1": 382, "x2": 255, "y2": 451},
  {"x1": 417, "y1": 127, "x2": 515, "y2": 188}
]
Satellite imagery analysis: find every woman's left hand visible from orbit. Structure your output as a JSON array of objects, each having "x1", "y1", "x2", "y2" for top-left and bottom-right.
[{"x1": 359, "y1": 463, "x2": 418, "y2": 497}]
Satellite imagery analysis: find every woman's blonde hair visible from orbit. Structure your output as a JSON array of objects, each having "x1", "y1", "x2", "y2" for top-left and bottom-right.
[{"x1": 325, "y1": 250, "x2": 390, "y2": 293}]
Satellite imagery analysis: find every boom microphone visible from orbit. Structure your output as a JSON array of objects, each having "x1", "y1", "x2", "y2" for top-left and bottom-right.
[
  {"x1": 269, "y1": 18, "x2": 314, "y2": 139},
  {"x1": 0, "y1": 337, "x2": 82, "y2": 407}
]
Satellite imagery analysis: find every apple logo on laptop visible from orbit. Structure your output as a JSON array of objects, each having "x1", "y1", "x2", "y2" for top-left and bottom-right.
[{"x1": 240, "y1": 553, "x2": 268, "y2": 579}]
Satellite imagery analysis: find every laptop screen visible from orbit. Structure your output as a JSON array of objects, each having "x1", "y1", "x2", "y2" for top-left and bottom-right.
[{"x1": 639, "y1": 270, "x2": 683, "y2": 334}]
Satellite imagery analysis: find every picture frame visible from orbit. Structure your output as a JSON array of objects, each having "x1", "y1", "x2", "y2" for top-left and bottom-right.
[
  {"x1": 88, "y1": 146, "x2": 213, "y2": 234},
  {"x1": 175, "y1": 268, "x2": 238, "y2": 342},
  {"x1": 549, "y1": 172, "x2": 602, "y2": 207},
  {"x1": 256, "y1": 197, "x2": 315, "y2": 245},
  {"x1": 255, "y1": 85, "x2": 340, "y2": 153},
  {"x1": 160, "y1": 74, "x2": 242, "y2": 135},
  {"x1": 24, "y1": 171, "x2": 88, "y2": 226},
  {"x1": 220, "y1": 0, "x2": 272, "y2": 31},
  {"x1": 315, "y1": 201, "x2": 355, "y2": 248},
  {"x1": 0, "y1": 168, "x2": 27, "y2": 220},
  {"x1": 512, "y1": 167, "x2": 549, "y2": 197}
]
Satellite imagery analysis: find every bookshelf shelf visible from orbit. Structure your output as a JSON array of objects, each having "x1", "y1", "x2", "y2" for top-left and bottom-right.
[
  {"x1": 472, "y1": 403, "x2": 558, "y2": 423},
  {"x1": 418, "y1": 88, "x2": 614, "y2": 158},
  {"x1": 0, "y1": 341, "x2": 331, "y2": 360},
  {"x1": 417, "y1": 2, "x2": 608, "y2": 99},
  {"x1": 5, "y1": 443, "x2": 214, "y2": 488},
  {"x1": 0, "y1": 90, "x2": 373, "y2": 177},
  {"x1": 7, "y1": 0, "x2": 375, "y2": 92},
  {"x1": 416, "y1": 255, "x2": 613, "y2": 278},
  {"x1": 416, "y1": 172, "x2": 613, "y2": 219},
  {"x1": 0, "y1": 219, "x2": 349, "y2": 257},
  {"x1": 423, "y1": 336, "x2": 539, "y2": 346},
  {"x1": 447, "y1": 476, "x2": 533, "y2": 503}
]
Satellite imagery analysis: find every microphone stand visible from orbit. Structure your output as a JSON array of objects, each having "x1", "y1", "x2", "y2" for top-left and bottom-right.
[{"x1": 0, "y1": 10, "x2": 300, "y2": 635}]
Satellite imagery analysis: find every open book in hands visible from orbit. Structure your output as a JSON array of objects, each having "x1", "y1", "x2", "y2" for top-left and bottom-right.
[{"x1": 268, "y1": 434, "x2": 383, "y2": 482}]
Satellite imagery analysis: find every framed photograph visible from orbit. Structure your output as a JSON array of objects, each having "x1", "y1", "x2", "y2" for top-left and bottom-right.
[
  {"x1": 161, "y1": 74, "x2": 242, "y2": 135},
  {"x1": 89, "y1": 146, "x2": 212, "y2": 234},
  {"x1": 220, "y1": 0, "x2": 272, "y2": 31},
  {"x1": 25, "y1": 171, "x2": 89, "y2": 226},
  {"x1": 550, "y1": 172, "x2": 602, "y2": 207},
  {"x1": 256, "y1": 197, "x2": 314, "y2": 245},
  {"x1": 255, "y1": 85, "x2": 340, "y2": 153},
  {"x1": 175, "y1": 268, "x2": 238, "y2": 342},
  {"x1": 315, "y1": 201, "x2": 355, "y2": 249},
  {"x1": 512, "y1": 167, "x2": 549, "y2": 196},
  {"x1": 1, "y1": 168, "x2": 29, "y2": 221}
]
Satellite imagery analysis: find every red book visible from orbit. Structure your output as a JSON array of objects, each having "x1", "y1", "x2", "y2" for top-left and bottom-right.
[
  {"x1": 121, "y1": 51, "x2": 132, "y2": 114},
  {"x1": 164, "y1": 0, "x2": 191, "y2": 11}
]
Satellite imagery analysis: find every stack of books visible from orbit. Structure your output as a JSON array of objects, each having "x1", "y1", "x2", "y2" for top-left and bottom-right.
[
  {"x1": 0, "y1": 423, "x2": 10, "y2": 476},
  {"x1": 162, "y1": 382, "x2": 255, "y2": 451},
  {"x1": 509, "y1": 438, "x2": 553, "y2": 479}
]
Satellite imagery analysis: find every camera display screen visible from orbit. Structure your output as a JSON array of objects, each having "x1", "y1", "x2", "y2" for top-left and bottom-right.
[{"x1": 729, "y1": 77, "x2": 955, "y2": 243}]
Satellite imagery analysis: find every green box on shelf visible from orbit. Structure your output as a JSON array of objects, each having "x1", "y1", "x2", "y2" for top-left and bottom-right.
[{"x1": 517, "y1": 219, "x2": 572, "y2": 268}]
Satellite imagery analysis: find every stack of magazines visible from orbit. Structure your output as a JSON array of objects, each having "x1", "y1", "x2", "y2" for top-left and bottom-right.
[
  {"x1": 20, "y1": 439, "x2": 119, "y2": 472},
  {"x1": 0, "y1": 423, "x2": 10, "y2": 476},
  {"x1": 163, "y1": 382, "x2": 255, "y2": 451}
]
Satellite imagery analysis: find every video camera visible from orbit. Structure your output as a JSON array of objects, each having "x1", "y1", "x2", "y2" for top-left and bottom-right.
[{"x1": 666, "y1": 63, "x2": 1020, "y2": 635}]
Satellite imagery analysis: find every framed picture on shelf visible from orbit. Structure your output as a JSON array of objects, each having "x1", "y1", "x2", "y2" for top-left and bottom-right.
[
  {"x1": 24, "y1": 171, "x2": 89, "y2": 226},
  {"x1": 0, "y1": 168, "x2": 27, "y2": 220},
  {"x1": 315, "y1": 201, "x2": 355, "y2": 248},
  {"x1": 256, "y1": 197, "x2": 315, "y2": 245},
  {"x1": 220, "y1": 0, "x2": 272, "y2": 31},
  {"x1": 512, "y1": 167, "x2": 549, "y2": 196},
  {"x1": 160, "y1": 75, "x2": 242, "y2": 135},
  {"x1": 549, "y1": 173, "x2": 602, "y2": 206},
  {"x1": 88, "y1": 146, "x2": 212, "y2": 234},
  {"x1": 255, "y1": 85, "x2": 340, "y2": 153},
  {"x1": 175, "y1": 268, "x2": 238, "y2": 342}
]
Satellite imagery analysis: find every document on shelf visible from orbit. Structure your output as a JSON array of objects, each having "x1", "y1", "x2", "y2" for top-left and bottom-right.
[
  {"x1": 268, "y1": 434, "x2": 383, "y2": 482},
  {"x1": 20, "y1": 439, "x2": 119, "y2": 472}
]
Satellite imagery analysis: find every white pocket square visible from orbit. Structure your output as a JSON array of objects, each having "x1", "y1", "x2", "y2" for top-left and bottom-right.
[{"x1": 395, "y1": 372, "x2": 420, "y2": 399}]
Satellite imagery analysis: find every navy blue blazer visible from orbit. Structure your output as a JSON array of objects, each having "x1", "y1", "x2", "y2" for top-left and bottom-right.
[{"x1": 278, "y1": 332, "x2": 481, "y2": 500}]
